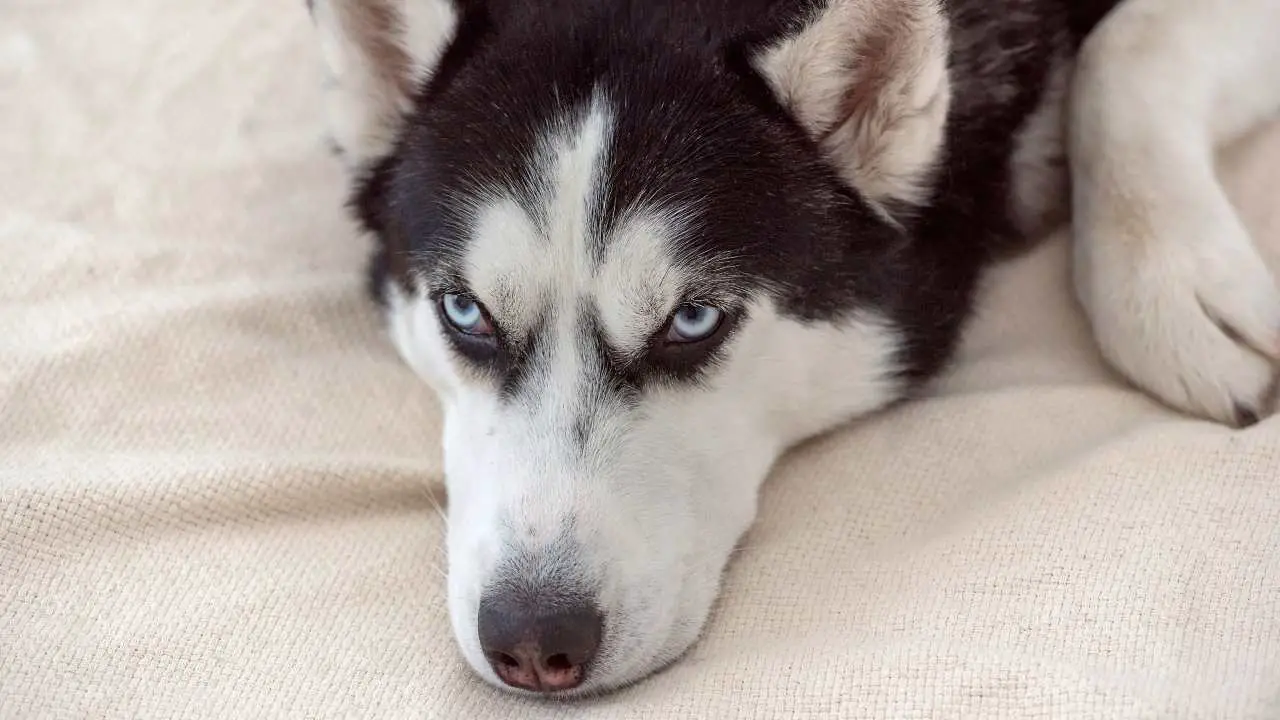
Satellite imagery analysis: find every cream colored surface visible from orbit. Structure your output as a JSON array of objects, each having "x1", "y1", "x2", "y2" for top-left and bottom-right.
[{"x1": 3, "y1": 2, "x2": 1279, "y2": 718}]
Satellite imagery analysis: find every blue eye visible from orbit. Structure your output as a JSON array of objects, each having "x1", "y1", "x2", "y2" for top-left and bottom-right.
[
  {"x1": 667, "y1": 304, "x2": 723, "y2": 343},
  {"x1": 441, "y1": 293, "x2": 493, "y2": 335}
]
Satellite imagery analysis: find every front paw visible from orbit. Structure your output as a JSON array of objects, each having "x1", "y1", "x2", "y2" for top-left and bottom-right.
[{"x1": 1076, "y1": 198, "x2": 1280, "y2": 426}]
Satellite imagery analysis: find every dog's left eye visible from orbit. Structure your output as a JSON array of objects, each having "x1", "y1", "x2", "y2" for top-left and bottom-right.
[
  {"x1": 666, "y1": 303, "x2": 723, "y2": 343},
  {"x1": 440, "y1": 292, "x2": 494, "y2": 336}
]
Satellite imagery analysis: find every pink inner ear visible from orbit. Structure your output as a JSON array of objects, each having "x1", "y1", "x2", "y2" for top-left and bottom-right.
[{"x1": 751, "y1": 0, "x2": 952, "y2": 210}]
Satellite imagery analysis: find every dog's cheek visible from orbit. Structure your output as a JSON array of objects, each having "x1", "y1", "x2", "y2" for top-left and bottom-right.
[
  {"x1": 581, "y1": 390, "x2": 775, "y2": 684},
  {"x1": 385, "y1": 285, "x2": 468, "y2": 401}
]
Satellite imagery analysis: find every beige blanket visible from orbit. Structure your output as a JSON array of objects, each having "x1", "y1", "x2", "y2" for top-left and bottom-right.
[{"x1": 4, "y1": 1, "x2": 1279, "y2": 717}]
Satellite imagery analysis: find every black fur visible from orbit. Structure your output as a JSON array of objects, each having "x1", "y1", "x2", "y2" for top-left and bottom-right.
[{"x1": 351, "y1": 0, "x2": 1121, "y2": 395}]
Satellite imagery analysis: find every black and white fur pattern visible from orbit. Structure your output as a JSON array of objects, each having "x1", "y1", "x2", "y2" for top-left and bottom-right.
[{"x1": 308, "y1": 0, "x2": 1280, "y2": 696}]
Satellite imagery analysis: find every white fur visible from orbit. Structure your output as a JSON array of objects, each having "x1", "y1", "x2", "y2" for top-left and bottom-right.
[
  {"x1": 1068, "y1": 0, "x2": 1280, "y2": 423},
  {"x1": 1009, "y1": 53, "x2": 1071, "y2": 238},
  {"x1": 593, "y1": 211, "x2": 704, "y2": 354},
  {"x1": 385, "y1": 97, "x2": 905, "y2": 694},
  {"x1": 755, "y1": 0, "x2": 952, "y2": 214}
]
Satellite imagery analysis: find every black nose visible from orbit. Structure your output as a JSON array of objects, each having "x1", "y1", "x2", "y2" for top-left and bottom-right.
[{"x1": 477, "y1": 591, "x2": 604, "y2": 692}]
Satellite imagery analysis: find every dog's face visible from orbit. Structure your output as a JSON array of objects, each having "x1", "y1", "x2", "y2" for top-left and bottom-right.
[{"x1": 316, "y1": 0, "x2": 952, "y2": 695}]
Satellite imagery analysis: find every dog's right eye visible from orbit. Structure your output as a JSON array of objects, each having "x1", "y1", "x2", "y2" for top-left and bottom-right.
[{"x1": 440, "y1": 293, "x2": 495, "y2": 336}]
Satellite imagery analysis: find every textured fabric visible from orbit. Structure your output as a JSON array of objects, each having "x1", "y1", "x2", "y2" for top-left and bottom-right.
[{"x1": 3, "y1": 2, "x2": 1280, "y2": 718}]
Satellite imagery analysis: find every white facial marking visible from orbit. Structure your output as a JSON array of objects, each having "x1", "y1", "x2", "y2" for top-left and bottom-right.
[
  {"x1": 593, "y1": 211, "x2": 696, "y2": 354},
  {"x1": 464, "y1": 196, "x2": 543, "y2": 333},
  {"x1": 546, "y1": 98, "x2": 612, "y2": 276},
  {"x1": 460, "y1": 98, "x2": 614, "y2": 327}
]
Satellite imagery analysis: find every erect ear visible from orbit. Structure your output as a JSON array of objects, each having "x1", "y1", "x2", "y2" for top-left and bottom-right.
[
  {"x1": 753, "y1": 0, "x2": 951, "y2": 214},
  {"x1": 308, "y1": 0, "x2": 460, "y2": 167}
]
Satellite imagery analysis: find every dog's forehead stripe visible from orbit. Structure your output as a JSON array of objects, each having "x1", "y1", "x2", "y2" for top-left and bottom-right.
[
  {"x1": 543, "y1": 96, "x2": 611, "y2": 270},
  {"x1": 462, "y1": 93, "x2": 688, "y2": 356}
]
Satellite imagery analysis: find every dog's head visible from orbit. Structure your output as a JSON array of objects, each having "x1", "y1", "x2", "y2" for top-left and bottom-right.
[{"x1": 312, "y1": 0, "x2": 952, "y2": 696}]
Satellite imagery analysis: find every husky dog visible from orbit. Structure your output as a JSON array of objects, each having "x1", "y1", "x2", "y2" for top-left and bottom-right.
[{"x1": 307, "y1": 0, "x2": 1280, "y2": 696}]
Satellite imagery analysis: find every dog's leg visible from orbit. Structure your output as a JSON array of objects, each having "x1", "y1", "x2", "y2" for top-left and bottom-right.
[{"x1": 1069, "y1": 0, "x2": 1280, "y2": 425}]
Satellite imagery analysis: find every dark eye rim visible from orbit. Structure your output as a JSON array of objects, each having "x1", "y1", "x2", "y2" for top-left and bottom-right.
[{"x1": 633, "y1": 300, "x2": 743, "y2": 384}]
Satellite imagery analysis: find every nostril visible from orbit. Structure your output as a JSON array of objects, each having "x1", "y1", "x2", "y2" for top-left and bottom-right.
[
  {"x1": 493, "y1": 652, "x2": 520, "y2": 669},
  {"x1": 544, "y1": 653, "x2": 572, "y2": 671}
]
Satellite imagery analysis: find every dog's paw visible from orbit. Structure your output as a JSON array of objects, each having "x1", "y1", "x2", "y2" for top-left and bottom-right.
[{"x1": 1076, "y1": 194, "x2": 1280, "y2": 426}]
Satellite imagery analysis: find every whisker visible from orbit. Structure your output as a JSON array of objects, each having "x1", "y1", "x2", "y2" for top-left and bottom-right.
[
  {"x1": 420, "y1": 484, "x2": 451, "y2": 529},
  {"x1": 424, "y1": 560, "x2": 449, "y2": 582}
]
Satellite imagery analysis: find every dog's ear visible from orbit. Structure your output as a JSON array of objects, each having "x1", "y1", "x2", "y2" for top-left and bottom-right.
[
  {"x1": 309, "y1": 0, "x2": 460, "y2": 166},
  {"x1": 753, "y1": 0, "x2": 950, "y2": 214}
]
